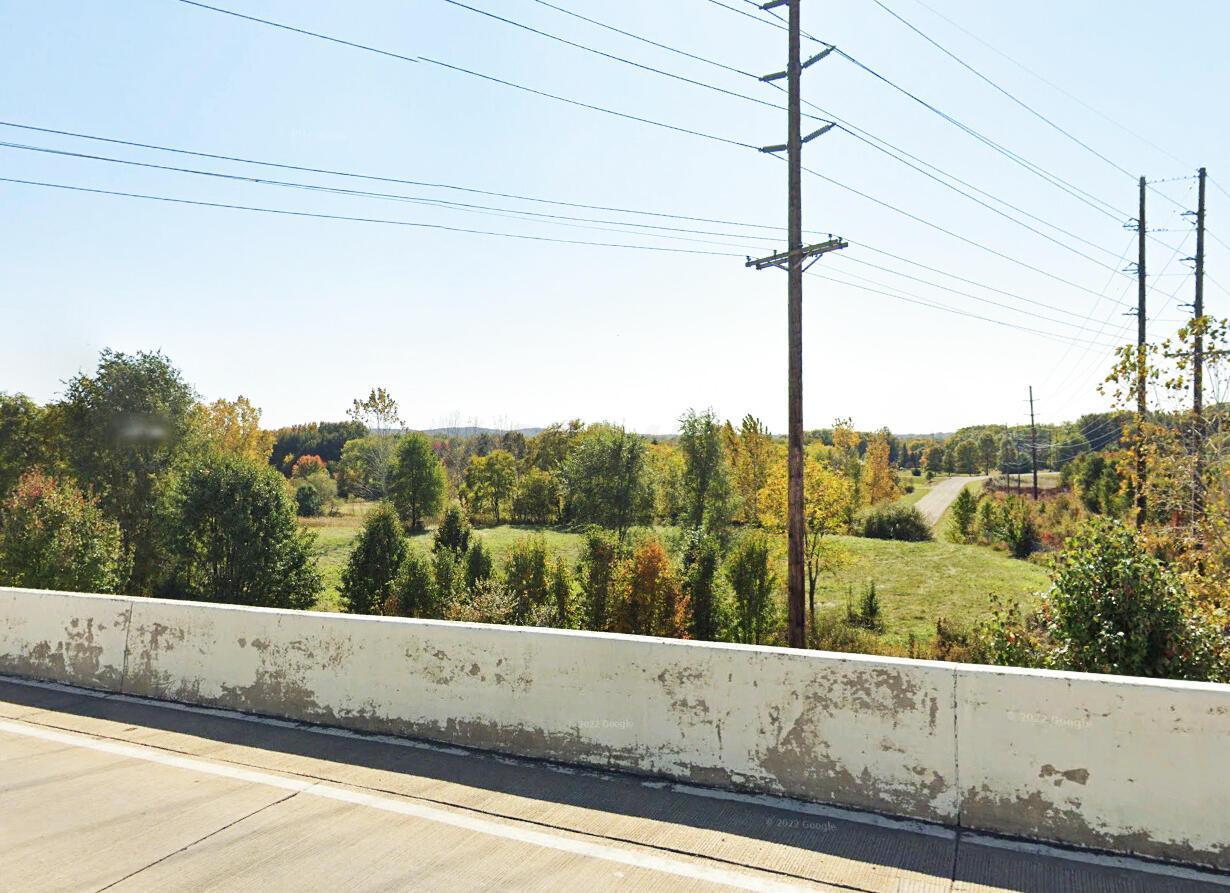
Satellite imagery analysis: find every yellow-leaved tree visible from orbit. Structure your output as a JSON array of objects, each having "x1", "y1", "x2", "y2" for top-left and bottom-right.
[
  {"x1": 862, "y1": 430, "x2": 900, "y2": 505},
  {"x1": 758, "y1": 445, "x2": 854, "y2": 636},
  {"x1": 191, "y1": 396, "x2": 274, "y2": 464}
]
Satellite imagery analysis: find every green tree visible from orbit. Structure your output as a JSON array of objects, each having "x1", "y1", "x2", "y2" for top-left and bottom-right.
[
  {"x1": 390, "y1": 433, "x2": 446, "y2": 531},
  {"x1": 678, "y1": 408, "x2": 731, "y2": 530},
  {"x1": 337, "y1": 434, "x2": 397, "y2": 501},
  {"x1": 512, "y1": 468, "x2": 562, "y2": 524},
  {"x1": 948, "y1": 486, "x2": 979, "y2": 544},
  {"x1": 563, "y1": 424, "x2": 654, "y2": 539},
  {"x1": 725, "y1": 532, "x2": 778, "y2": 645},
  {"x1": 62, "y1": 349, "x2": 196, "y2": 594},
  {"x1": 394, "y1": 551, "x2": 438, "y2": 618},
  {"x1": 0, "y1": 393, "x2": 58, "y2": 498},
  {"x1": 347, "y1": 387, "x2": 401, "y2": 433},
  {"x1": 433, "y1": 504, "x2": 472, "y2": 556},
  {"x1": 504, "y1": 535, "x2": 551, "y2": 621},
  {"x1": 577, "y1": 528, "x2": 620, "y2": 631},
  {"x1": 976, "y1": 431, "x2": 999, "y2": 475},
  {"x1": 464, "y1": 450, "x2": 517, "y2": 524},
  {"x1": 167, "y1": 454, "x2": 320, "y2": 609},
  {"x1": 681, "y1": 529, "x2": 726, "y2": 642},
  {"x1": 340, "y1": 502, "x2": 407, "y2": 615},
  {"x1": 0, "y1": 470, "x2": 125, "y2": 593},
  {"x1": 464, "y1": 539, "x2": 494, "y2": 590}
]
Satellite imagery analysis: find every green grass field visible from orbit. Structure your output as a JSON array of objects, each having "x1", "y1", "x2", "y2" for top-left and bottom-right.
[
  {"x1": 811, "y1": 535, "x2": 1047, "y2": 647},
  {"x1": 303, "y1": 500, "x2": 1048, "y2": 645}
]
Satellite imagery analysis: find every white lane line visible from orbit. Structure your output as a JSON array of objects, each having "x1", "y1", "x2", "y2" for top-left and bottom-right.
[{"x1": 0, "y1": 718, "x2": 825, "y2": 893}]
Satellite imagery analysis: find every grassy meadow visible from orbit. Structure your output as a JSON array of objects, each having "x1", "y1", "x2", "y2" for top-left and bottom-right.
[{"x1": 303, "y1": 498, "x2": 1049, "y2": 645}]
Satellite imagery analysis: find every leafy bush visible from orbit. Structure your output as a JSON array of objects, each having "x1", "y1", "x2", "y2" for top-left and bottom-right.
[
  {"x1": 166, "y1": 454, "x2": 320, "y2": 609},
  {"x1": 295, "y1": 481, "x2": 324, "y2": 517},
  {"x1": 612, "y1": 534, "x2": 687, "y2": 638},
  {"x1": 1043, "y1": 518, "x2": 1216, "y2": 679},
  {"x1": 577, "y1": 527, "x2": 621, "y2": 631},
  {"x1": 0, "y1": 471, "x2": 126, "y2": 593},
  {"x1": 860, "y1": 503, "x2": 932, "y2": 542},
  {"x1": 340, "y1": 502, "x2": 406, "y2": 615},
  {"x1": 504, "y1": 535, "x2": 551, "y2": 622},
  {"x1": 998, "y1": 496, "x2": 1038, "y2": 558}
]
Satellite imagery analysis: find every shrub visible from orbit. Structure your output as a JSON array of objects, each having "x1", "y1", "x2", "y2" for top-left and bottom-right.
[
  {"x1": 947, "y1": 486, "x2": 979, "y2": 544},
  {"x1": 724, "y1": 531, "x2": 778, "y2": 645},
  {"x1": 999, "y1": 496, "x2": 1039, "y2": 558},
  {"x1": 577, "y1": 527, "x2": 621, "y2": 631},
  {"x1": 0, "y1": 471, "x2": 126, "y2": 593},
  {"x1": 1043, "y1": 518, "x2": 1215, "y2": 679},
  {"x1": 972, "y1": 596, "x2": 1047, "y2": 669},
  {"x1": 504, "y1": 535, "x2": 551, "y2": 622},
  {"x1": 340, "y1": 502, "x2": 406, "y2": 615},
  {"x1": 464, "y1": 539, "x2": 493, "y2": 590},
  {"x1": 167, "y1": 454, "x2": 320, "y2": 609},
  {"x1": 845, "y1": 582, "x2": 883, "y2": 631},
  {"x1": 295, "y1": 481, "x2": 324, "y2": 517},
  {"x1": 860, "y1": 503, "x2": 932, "y2": 542},
  {"x1": 681, "y1": 528, "x2": 726, "y2": 642},
  {"x1": 612, "y1": 534, "x2": 687, "y2": 638},
  {"x1": 433, "y1": 548, "x2": 465, "y2": 609},
  {"x1": 445, "y1": 579, "x2": 518, "y2": 625},
  {"x1": 433, "y1": 504, "x2": 471, "y2": 556},
  {"x1": 394, "y1": 551, "x2": 439, "y2": 618}
]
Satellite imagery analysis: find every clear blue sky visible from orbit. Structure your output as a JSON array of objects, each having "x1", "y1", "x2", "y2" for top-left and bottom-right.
[{"x1": 2, "y1": 0, "x2": 1226, "y2": 434}]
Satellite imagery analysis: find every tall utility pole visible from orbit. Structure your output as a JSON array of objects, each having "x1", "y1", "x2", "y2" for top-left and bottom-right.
[
  {"x1": 1135, "y1": 176, "x2": 1148, "y2": 529},
  {"x1": 746, "y1": 0, "x2": 844, "y2": 649},
  {"x1": 1028, "y1": 386, "x2": 1039, "y2": 500},
  {"x1": 1192, "y1": 167, "x2": 1207, "y2": 520}
]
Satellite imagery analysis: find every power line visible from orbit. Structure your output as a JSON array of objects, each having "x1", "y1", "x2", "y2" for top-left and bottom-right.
[
  {"x1": 869, "y1": 0, "x2": 1136, "y2": 180},
  {"x1": 819, "y1": 261, "x2": 1122, "y2": 341},
  {"x1": 801, "y1": 163, "x2": 1131, "y2": 305},
  {"x1": 832, "y1": 48, "x2": 1130, "y2": 222},
  {"x1": 0, "y1": 175, "x2": 752, "y2": 256},
  {"x1": 0, "y1": 140, "x2": 786, "y2": 248},
  {"x1": 806, "y1": 269, "x2": 1121, "y2": 349},
  {"x1": 0, "y1": 120, "x2": 785, "y2": 232},
  {"x1": 900, "y1": 0, "x2": 1191, "y2": 170},
  {"x1": 174, "y1": 0, "x2": 421, "y2": 64},
  {"x1": 435, "y1": 0, "x2": 826, "y2": 121}
]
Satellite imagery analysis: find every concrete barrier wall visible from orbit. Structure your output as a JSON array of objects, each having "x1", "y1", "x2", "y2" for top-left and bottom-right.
[{"x1": 1, "y1": 587, "x2": 1227, "y2": 869}]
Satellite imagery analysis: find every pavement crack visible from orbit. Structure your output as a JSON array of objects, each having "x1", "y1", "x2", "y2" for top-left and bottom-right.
[{"x1": 91, "y1": 791, "x2": 299, "y2": 892}]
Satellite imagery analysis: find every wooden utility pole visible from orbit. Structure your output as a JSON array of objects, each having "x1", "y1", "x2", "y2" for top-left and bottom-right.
[
  {"x1": 746, "y1": 0, "x2": 844, "y2": 649},
  {"x1": 1028, "y1": 386, "x2": 1039, "y2": 500},
  {"x1": 1135, "y1": 176, "x2": 1148, "y2": 529},
  {"x1": 1192, "y1": 167, "x2": 1207, "y2": 520}
]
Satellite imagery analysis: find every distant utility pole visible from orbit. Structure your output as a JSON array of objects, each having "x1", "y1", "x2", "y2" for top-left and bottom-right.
[
  {"x1": 746, "y1": 0, "x2": 844, "y2": 649},
  {"x1": 1192, "y1": 167, "x2": 1207, "y2": 521},
  {"x1": 1135, "y1": 175, "x2": 1148, "y2": 530},
  {"x1": 1028, "y1": 386, "x2": 1039, "y2": 500}
]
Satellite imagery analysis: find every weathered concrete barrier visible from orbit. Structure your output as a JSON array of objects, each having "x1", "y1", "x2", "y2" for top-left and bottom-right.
[{"x1": 1, "y1": 587, "x2": 1227, "y2": 870}]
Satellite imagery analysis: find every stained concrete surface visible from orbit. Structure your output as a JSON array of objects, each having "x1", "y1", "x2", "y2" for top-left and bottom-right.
[{"x1": 0, "y1": 678, "x2": 1225, "y2": 893}]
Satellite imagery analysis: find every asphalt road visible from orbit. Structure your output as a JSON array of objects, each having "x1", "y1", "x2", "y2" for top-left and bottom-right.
[
  {"x1": 0, "y1": 677, "x2": 1223, "y2": 892},
  {"x1": 915, "y1": 476, "x2": 988, "y2": 527}
]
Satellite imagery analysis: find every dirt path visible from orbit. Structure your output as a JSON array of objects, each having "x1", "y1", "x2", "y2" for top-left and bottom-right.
[{"x1": 915, "y1": 475, "x2": 987, "y2": 527}]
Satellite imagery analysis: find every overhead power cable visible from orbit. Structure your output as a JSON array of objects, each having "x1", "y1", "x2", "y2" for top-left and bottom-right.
[
  {"x1": 806, "y1": 269, "x2": 1119, "y2": 350},
  {"x1": 902, "y1": 0, "x2": 1191, "y2": 170},
  {"x1": 0, "y1": 140, "x2": 784, "y2": 248},
  {"x1": 869, "y1": 0, "x2": 1136, "y2": 180},
  {"x1": 509, "y1": 0, "x2": 1130, "y2": 268},
  {"x1": 801, "y1": 164, "x2": 1130, "y2": 305},
  {"x1": 174, "y1": 0, "x2": 421, "y2": 64},
  {"x1": 0, "y1": 175, "x2": 751, "y2": 257},
  {"x1": 436, "y1": 0, "x2": 821, "y2": 121},
  {"x1": 0, "y1": 121, "x2": 785, "y2": 232}
]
